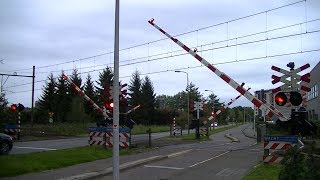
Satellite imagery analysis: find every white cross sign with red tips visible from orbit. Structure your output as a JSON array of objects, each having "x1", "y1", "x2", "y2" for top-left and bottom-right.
[
  {"x1": 271, "y1": 63, "x2": 311, "y2": 94},
  {"x1": 194, "y1": 101, "x2": 204, "y2": 111}
]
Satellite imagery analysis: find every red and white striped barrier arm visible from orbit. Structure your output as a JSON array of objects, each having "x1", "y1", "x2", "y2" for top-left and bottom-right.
[
  {"x1": 123, "y1": 104, "x2": 141, "y2": 115},
  {"x1": 63, "y1": 74, "x2": 109, "y2": 119},
  {"x1": 261, "y1": 98, "x2": 285, "y2": 118},
  {"x1": 208, "y1": 87, "x2": 251, "y2": 122},
  {"x1": 148, "y1": 19, "x2": 288, "y2": 121}
]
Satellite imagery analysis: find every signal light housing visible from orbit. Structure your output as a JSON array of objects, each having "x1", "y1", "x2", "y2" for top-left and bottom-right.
[
  {"x1": 290, "y1": 91, "x2": 302, "y2": 106},
  {"x1": 275, "y1": 92, "x2": 287, "y2": 106},
  {"x1": 10, "y1": 104, "x2": 17, "y2": 111},
  {"x1": 17, "y1": 103, "x2": 25, "y2": 112},
  {"x1": 10, "y1": 103, "x2": 25, "y2": 112},
  {"x1": 105, "y1": 102, "x2": 114, "y2": 111}
]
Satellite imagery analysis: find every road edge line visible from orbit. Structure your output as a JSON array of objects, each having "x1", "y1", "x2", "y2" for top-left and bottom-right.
[{"x1": 60, "y1": 149, "x2": 192, "y2": 180}]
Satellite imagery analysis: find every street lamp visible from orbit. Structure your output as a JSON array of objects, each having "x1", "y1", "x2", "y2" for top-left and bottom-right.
[{"x1": 175, "y1": 70, "x2": 190, "y2": 134}]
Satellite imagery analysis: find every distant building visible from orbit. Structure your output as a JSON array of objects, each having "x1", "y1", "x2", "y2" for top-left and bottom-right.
[
  {"x1": 254, "y1": 89, "x2": 273, "y2": 119},
  {"x1": 303, "y1": 61, "x2": 320, "y2": 121}
]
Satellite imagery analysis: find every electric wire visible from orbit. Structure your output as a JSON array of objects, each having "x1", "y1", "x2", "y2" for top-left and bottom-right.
[
  {"x1": 4, "y1": 27, "x2": 320, "y2": 89},
  {"x1": 6, "y1": 47, "x2": 320, "y2": 95},
  {"x1": 8, "y1": 0, "x2": 306, "y2": 73}
]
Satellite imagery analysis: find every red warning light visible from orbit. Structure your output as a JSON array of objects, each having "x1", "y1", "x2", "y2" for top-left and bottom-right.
[
  {"x1": 275, "y1": 92, "x2": 287, "y2": 106},
  {"x1": 10, "y1": 104, "x2": 17, "y2": 111}
]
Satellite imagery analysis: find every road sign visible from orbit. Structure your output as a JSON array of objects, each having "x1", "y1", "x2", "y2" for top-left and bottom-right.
[
  {"x1": 264, "y1": 135, "x2": 298, "y2": 143},
  {"x1": 271, "y1": 63, "x2": 311, "y2": 94},
  {"x1": 194, "y1": 101, "x2": 203, "y2": 111}
]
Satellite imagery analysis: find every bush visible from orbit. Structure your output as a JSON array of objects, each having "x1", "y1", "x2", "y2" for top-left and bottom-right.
[{"x1": 279, "y1": 146, "x2": 320, "y2": 179}]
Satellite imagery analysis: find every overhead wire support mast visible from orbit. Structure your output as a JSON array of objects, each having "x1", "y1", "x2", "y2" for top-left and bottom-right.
[{"x1": 148, "y1": 18, "x2": 289, "y2": 121}]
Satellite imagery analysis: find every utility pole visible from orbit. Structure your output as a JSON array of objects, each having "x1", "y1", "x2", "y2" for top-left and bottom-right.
[
  {"x1": 112, "y1": 0, "x2": 120, "y2": 180},
  {"x1": 243, "y1": 107, "x2": 246, "y2": 124},
  {"x1": 31, "y1": 66, "x2": 35, "y2": 127}
]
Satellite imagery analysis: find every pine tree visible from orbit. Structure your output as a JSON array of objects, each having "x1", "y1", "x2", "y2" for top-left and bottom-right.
[
  {"x1": 140, "y1": 76, "x2": 156, "y2": 125},
  {"x1": 83, "y1": 74, "x2": 98, "y2": 119},
  {"x1": 38, "y1": 73, "x2": 57, "y2": 114},
  {"x1": 207, "y1": 92, "x2": 222, "y2": 112},
  {"x1": 128, "y1": 71, "x2": 142, "y2": 106},
  {"x1": 68, "y1": 68, "x2": 82, "y2": 98},
  {"x1": 0, "y1": 92, "x2": 8, "y2": 123},
  {"x1": 128, "y1": 70, "x2": 143, "y2": 123},
  {"x1": 56, "y1": 71, "x2": 71, "y2": 122},
  {"x1": 188, "y1": 82, "x2": 201, "y2": 101},
  {"x1": 95, "y1": 67, "x2": 114, "y2": 106}
]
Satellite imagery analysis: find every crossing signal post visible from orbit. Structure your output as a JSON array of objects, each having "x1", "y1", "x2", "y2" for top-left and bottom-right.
[
  {"x1": 10, "y1": 103, "x2": 24, "y2": 140},
  {"x1": 271, "y1": 62, "x2": 310, "y2": 108},
  {"x1": 193, "y1": 101, "x2": 204, "y2": 139},
  {"x1": 271, "y1": 62, "x2": 316, "y2": 136}
]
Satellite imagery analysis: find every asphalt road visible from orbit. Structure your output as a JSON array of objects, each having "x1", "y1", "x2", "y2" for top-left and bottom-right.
[
  {"x1": 10, "y1": 129, "x2": 194, "y2": 154},
  {"x1": 99, "y1": 124, "x2": 260, "y2": 180}
]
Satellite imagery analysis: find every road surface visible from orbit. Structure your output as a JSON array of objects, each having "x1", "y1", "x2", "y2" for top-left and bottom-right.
[
  {"x1": 98, "y1": 124, "x2": 260, "y2": 180},
  {"x1": 10, "y1": 129, "x2": 194, "y2": 154}
]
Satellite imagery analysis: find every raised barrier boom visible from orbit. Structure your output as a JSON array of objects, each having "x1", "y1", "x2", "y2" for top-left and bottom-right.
[{"x1": 148, "y1": 18, "x2": 288, "y2": 121}]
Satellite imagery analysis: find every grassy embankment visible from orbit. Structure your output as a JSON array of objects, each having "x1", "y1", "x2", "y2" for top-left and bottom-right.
[
  {"x1": 179, "y1": 124, "x2": 240, "y2": 140},
  {"x1": 243, "y1": 164, "x2": 282, "y2": 180},
  {"x1": 21, "y1": 123, "x2": 170, "y2": 136},
  {"x1": 0, "y1": 146, "x2": 134, "y2": 177}
]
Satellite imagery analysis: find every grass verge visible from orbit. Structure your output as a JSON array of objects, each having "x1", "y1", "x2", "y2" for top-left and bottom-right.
[
  {"x1": 131, "y1": 125, "x2": 170, "y2": 135},
  {"x1": 243, "y1": 163, "x2": 282, "y2": 180},
  {"x1": 178, "y1": 124, "x2": 240, "y2": 141},
  {"x1": 0, "y1": 146, "x2": 133, "y2": 177},
  {"x1": 20, "y1": 123, "x2": 170, "y2": 136}
]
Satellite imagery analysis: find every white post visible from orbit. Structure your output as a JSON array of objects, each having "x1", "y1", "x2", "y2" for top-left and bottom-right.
[
  {"x1": 253, "y1": 112, "x2": 256, "y2": 131},
  {"x1": 113, "y1": 0, "x2": 120, "y2": 179},
  {"x1": 187, "y1": 73, "x2": 189, "y2": 134}
]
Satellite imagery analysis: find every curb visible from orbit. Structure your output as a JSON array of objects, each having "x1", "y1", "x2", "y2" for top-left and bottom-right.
[
  {"x1": 241, "y1": 125, "x2": 256, "y2": 139},
  {"x1": 225, "y1": 133, "x2": 239, "y2": 142},
  {"x1": 59, "y1": 149, "x2": 192, "y2": 180}
]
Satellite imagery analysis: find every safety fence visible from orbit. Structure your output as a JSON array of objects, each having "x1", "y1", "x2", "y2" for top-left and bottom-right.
[
  {"x1": 88, "y1": 127, "x2": 131, "y2": 148},
  {"x1": 200, "y1": 127, "x2": 209, "y2": 137},
  {"x1": 4, "y1": 124, "x2": 18, "y2": 139},
  {"x1": 263, "y1": 135, "x2": 299, "y2": 163}
]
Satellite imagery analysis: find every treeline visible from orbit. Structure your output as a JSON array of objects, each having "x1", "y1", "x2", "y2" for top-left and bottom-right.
[{"x1": 0, "y1": 67, "x2": 253, "y2": 126}]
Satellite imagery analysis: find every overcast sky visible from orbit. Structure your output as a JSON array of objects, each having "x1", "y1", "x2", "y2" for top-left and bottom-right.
[{"x1": 0, "y1": 0, "x2": 319, "y2": 109}]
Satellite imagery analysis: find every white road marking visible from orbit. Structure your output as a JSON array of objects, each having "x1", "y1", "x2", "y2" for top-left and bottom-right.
[
  {"x1": 167, "y1": 149, "x2": 192, "y2": 158},
  {"x1": 144, "y1": 165, "x2": 184, "y2": 170},
  {"x1": 189, "y1": 150, "x2": 230, "y2": 168},
  {"x1": 14, "y1": 146, "x2": 57, "y2": 150},
  {"x1": 216, "y1": 168, "x2": 230, "y2": 176}
]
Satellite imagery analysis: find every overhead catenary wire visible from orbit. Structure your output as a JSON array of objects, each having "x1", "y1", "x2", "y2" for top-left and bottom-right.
[
  {"x1": 5, "y1": 47, "x2": 320, "y2": 95},
  {"x1": 8, "y1": 0, "x2": 306, "y2": 73},
  {"x1": 5, "y1": 23, "x2": 320, "y2": 90},
  {"x1": 9, "y1": 18, "x2": 320, "y2": 77}
]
